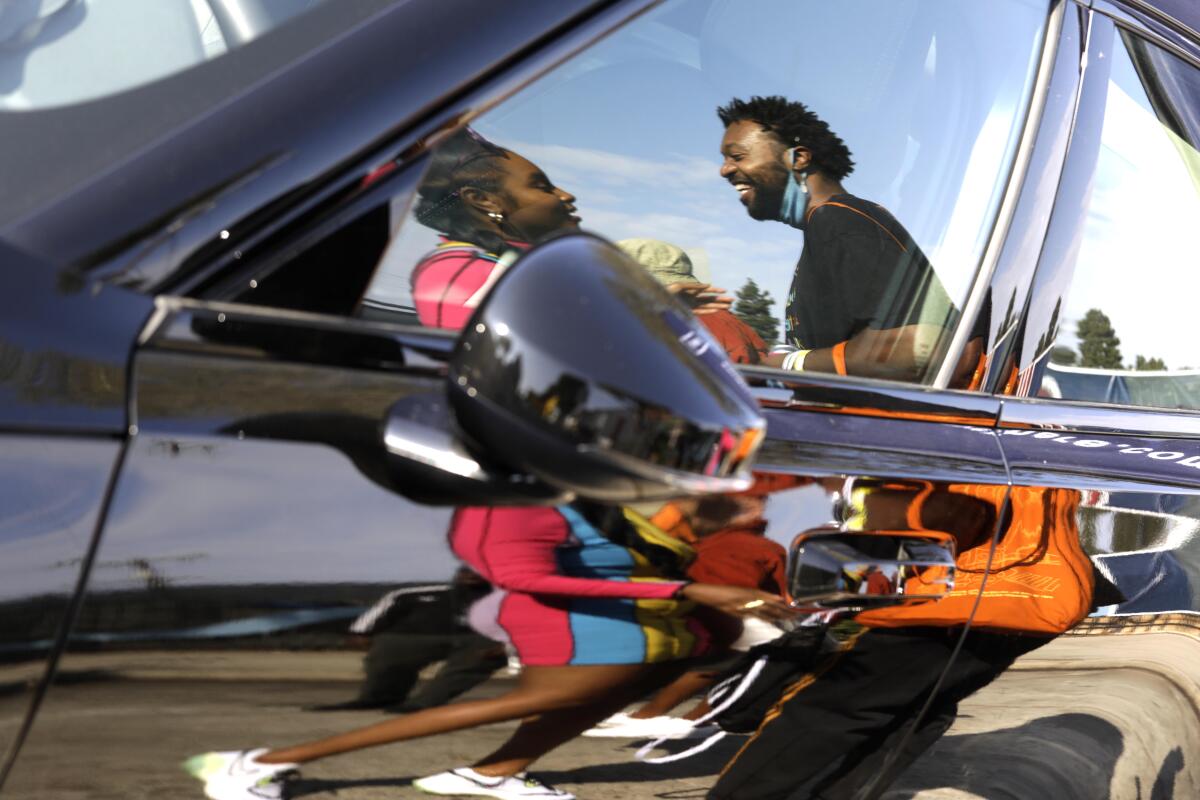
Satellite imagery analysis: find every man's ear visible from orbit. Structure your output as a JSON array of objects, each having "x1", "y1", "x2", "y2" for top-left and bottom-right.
[
  {"x1": 789, "y1": 146, "x2": 813, "y2": 174},
  {"x1": 460, "y1": 187, "x2": 503, "y2": 217}
]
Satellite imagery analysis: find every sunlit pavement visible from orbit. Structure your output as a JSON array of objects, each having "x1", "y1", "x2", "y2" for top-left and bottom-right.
[
  {"x1": 1, "y1": 652, "x2": 734, "y2": 799},
  {"x1": 4, "y1": 634, "x2": 1195, "y2": 799}
]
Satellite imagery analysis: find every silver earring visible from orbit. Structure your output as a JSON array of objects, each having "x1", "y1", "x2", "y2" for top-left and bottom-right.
[
  {"x1": 799, "y1": 170, "x2": 809, "y2": 194},
  {"x1": 487, "y1": 211, "x2": 504, "y2": 222}
]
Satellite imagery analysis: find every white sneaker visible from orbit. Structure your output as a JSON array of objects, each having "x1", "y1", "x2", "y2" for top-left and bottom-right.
[
  {"x1": 581, "y1": 711, "x2": 636, "y2": 734},
  {"x1": 414, "y1": 767, "x2": 575, "y2": 799},
  {"x1": 182, "y1": 748, "x2": 298, "y2": 800},
  {"x1": 581, "y1": 713, "x2": 715, "y2": 739}
]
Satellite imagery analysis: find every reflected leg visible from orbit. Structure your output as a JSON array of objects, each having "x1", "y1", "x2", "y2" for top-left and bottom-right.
[
  {"x1": 473, "y1": 661, "x2": 687, "y2": 776},
  {"x1": 709, "y1": 629, "x2": 1046, "y2": 800},
  {"x1": 812, "y1": 631, "x2": 1050, "y2": 800},
  {"x1": 261, "y1": 661, "x2": 684, "y2": 773},
  {"x1": 630, "y1": 670, "x2": 717, "y2": 719}
]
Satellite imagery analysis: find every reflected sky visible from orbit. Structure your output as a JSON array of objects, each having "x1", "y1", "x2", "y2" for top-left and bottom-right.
[
  {"x1": 90, "y1": 435, "x2": 460, "y2": 593},
  {"x1": 1056, "y1": 37, "x2": 1200, "y2": 370}
]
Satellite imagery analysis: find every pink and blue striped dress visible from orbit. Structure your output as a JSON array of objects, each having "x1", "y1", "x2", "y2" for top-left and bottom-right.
[{"x1": 450, "y1": 506, "x2": 711, "y2": 666}]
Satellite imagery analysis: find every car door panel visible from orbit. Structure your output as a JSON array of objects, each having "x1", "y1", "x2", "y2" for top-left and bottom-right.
[
  {"x1": 0, "y1": 437, "x2": 124, "y2": 786},
  {"x1": 0, "y1": 240, "x2": 148, "y2": 787},
  {"x1": 0, "y1": 242, "x2": 152, "y2": 433},
  {"x1": 16, "y1": 0, "x2": 1190, "y2": 797},
  {"x1": 0, "y1": 304, "x2": 471, "y2": 798}
]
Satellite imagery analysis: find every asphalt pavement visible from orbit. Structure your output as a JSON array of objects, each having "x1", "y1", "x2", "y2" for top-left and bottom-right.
[{"x1": 3, "y1": 630, "x2": 1198, "y2": 799}]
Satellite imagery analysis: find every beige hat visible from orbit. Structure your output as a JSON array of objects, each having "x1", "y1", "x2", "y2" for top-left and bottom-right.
[{"x1": 616, "y1": 238, "x2": 699, "y2": 285}]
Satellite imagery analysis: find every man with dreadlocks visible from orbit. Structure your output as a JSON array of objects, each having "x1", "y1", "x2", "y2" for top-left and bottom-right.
[
  {"x1": 717, "y1": 95, "x2": 956, "y2": 383},
  {"x1": 703, "y1": 98, "x2": 1017, "y2": 800}
]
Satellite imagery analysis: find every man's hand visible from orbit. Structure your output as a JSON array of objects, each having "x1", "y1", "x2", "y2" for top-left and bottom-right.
[
  {"x1": 668, "y1": 282, "x2": 734, "y2": 315},
  {"x1": 681, "y1": 584, "x2": 798, "y2": 623}
]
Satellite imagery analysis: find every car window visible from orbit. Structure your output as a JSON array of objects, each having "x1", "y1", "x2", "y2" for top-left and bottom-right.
[
  {"x1": 1033, "y1": 28, "x2": 1200, "y2": 410},
  {"x1": 216, "y1": 184, "x2": 419, "y2": 319},
  {"x1": 360, "y1": 0, "x2": 1050, "y2": 387}
]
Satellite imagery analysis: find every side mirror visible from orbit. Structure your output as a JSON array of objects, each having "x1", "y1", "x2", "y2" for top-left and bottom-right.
[
  {"x1": 386, "y1": 232, "x2": 765, "y2": 504},
  {"x1": 788, "y1": 527, "x2": 956, "y2": 611},
  {"x1": 383, "y1": 393, "x2": 570, "y2": 506}
]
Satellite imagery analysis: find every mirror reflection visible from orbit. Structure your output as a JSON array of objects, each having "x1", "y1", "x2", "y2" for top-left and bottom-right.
[
  {"x1": 789, "y1": 530, "x2": 957, "y2": 609},
  {"x1": 9, "y1": 2, "x2": 1127, "y2": 799}
]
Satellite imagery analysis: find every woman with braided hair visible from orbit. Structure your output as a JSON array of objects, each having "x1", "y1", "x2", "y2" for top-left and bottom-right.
[{"x1": 407, "y1": 127, "x2": 581, "y2": 331}]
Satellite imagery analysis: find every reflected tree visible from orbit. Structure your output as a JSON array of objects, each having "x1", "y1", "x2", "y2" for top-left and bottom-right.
[
  {"x1": 1035, "y1": 297, "x2": 1063, "y2": 364},
  {"x1": 1077, "y1": 308, "x2": 1123, "y2": 369},
  {"x1": 1050, "y1": 345, "x2": 1078, "y2": 365},
  {"x1": 733, "y1": 278, "x2": 778, "y2": 347},
  {"x1": 1134, "y1": 355, "x2": 1167, "y2": 371}
]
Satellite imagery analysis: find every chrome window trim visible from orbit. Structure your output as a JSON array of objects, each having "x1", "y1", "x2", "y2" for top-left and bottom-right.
[
  {"x1": 139, "y1": 295, "x2": 459, "y2": 347},
  {"x1": 1096, "y1": 0, "x2": 1200, "y2": 58},
  {"x1": 933, "y1": 0, "x2": 1068, "y2": 389},
  {"x1": 744, "y1": 367, "x2": 1000, "y2": 427},
  {"x1": 1000, "y1": 396, "x2": 1200, "y2": 438}
]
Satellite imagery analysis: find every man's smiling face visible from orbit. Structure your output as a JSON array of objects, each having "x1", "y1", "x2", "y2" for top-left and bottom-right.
[{"x1": 719, "y1": 120, "x2": 791, "y2": 221}]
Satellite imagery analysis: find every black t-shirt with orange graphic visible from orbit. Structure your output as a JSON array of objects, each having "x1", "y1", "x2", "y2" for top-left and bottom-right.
[{"x1": 784, "y1": 193, "x2": 954, "y2": 350}]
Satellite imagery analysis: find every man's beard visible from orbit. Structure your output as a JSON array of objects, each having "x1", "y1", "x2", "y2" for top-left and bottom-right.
[
  {"x1": 745, "y1": 183, "x2": 785, "y2": 220},
  {"x1": 743, "y1": 163, "x2": 790, "y2": 221}
]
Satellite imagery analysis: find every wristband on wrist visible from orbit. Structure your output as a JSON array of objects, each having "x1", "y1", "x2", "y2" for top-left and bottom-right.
[
  {"x1": 832, "y1": 341, "x2": 849, "y2": 376},
  {"x1": 781, "y1": 349, "x2": 810, "y2": 371}
]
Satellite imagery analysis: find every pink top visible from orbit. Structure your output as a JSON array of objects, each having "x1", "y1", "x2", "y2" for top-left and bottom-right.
[
  {"x1": 411, "y1": 239, "x2": 525, "y2": 331},
  {"x1": 449, "y1": 506, "x2": 685, "y2": 600}
]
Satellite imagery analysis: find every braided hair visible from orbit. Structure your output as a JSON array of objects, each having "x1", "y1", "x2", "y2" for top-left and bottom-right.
[
  {"x1": 414, "y1": 127, "x2": 512, "y2": 253},
  {"x1": 717, "y1": 95, "x2": 855, "y2": 180}
]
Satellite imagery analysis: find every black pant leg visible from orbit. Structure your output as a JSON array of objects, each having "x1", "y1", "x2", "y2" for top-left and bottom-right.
[
  {"x1": 805, "y1": 701, "x2": 957, "y2": 800},
  {"x1": 401, "y1": 634, "x2": 506, "y2": 710},
  {"x1": 775, "y1": 630, "x2": 1049, "y2": 800},
  {"x1": 357, "y1": 633, "x2": 449, "y2": 704},
  {"x1": 709, "y1": 628, "x2": 962, "y2": 800}
]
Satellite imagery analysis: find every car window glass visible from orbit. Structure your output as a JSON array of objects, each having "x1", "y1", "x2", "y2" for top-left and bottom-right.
[
  {"x1": 1034, "y1": 29, "x2": 1200, "y2": 410},
  {"x1": 360, "y1": 0, "x2": 1049, "y2": 387},
  {"x1": 217, "y1": 187, "x2": 417, "y2": 319},
  {"x1": 0, "y1": 0, "x2": 328, "y2": 111}
]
